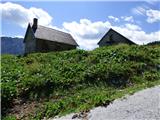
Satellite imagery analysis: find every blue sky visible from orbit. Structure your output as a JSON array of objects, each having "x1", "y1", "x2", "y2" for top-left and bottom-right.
[{"x1": 1, "y1": 1, "x2": 160, "y2": 49}]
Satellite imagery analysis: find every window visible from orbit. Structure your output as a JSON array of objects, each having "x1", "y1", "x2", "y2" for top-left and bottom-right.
[
  {"x1": 106, "y1": 34, "x2": 114, "y2": 45},
  {"x1": 109, "y1": 34, "x2": 113, "y2": 41}
]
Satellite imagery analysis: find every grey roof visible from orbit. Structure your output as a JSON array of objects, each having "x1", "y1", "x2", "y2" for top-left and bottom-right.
[{"x1": 34, "y1": 25, "x2": 78, "y2": 46}]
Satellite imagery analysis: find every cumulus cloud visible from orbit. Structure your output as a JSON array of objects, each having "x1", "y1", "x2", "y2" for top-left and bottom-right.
[
  {"x1": 112, "y1": 26, "x2": 160, "y2": 45},
  {"x1": 63, "y1": 19, "x2": 111, "y2": 39},
  {"x1": 146, "y1": 9, "x2": 160, "y2": 23},
  {"x1": 124, "y1": 23, "x2": 141, "y2": 31},
  {"x1": 0, "y1": 2, "x2": 53, "y2": 28},
  {"x1": 63, "y1": 19, "x2": 160, "y2": 50},
  {"x1": 63, "y1": 19, "x2": 112, "y2": 50},
  {"x1": 108, "y1": 15, "x2": 134, "y2": 23},
  {"x1": 121, "y1": 16, "x2": 134, "y2": 22},
  {"x1": 108, "y1": 16, "x2": 119, "y2": 22}
]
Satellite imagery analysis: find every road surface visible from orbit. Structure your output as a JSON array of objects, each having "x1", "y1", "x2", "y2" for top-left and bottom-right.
[{"x1": 50, "y1": 85, "x2": 160, "y2": 120}]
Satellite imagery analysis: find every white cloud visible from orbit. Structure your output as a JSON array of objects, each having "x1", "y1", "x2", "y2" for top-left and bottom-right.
[
  {"x1": 132, "y1": 6, "x2": 146, "y2": 15},
  {"x1": 76, "y1": 38, "x2": 99, "y2": 50},
  {"x1": 132, "y1": 6, "x2": 160, "y2": 23},
  {"x1": 146, "y1": 9, "x2": 160, "y2": 23},
  {"x1": 124, "y1": 23, "x2": 141, "y2": 31},
  {"x1": 121, "y1": 16, "x2": 134, "y2": 22},
  {"x1": 112, "y1": 26, "x2": 160, "y2": 45},
  {"x1": 14, "y1": 35, "x2": 24, "y2": 38},
  {"x1": 63, "y1": 19, "x2": 160, "y2": 50},
  {"x1": 145, "y1": 0, "x2": 159, "y2": 5},
  {"x1": 108, "y1": 16, "x2": 119, "y2": 22},
  {"x1": 0, "y1": 2, "x2": 53, "y2": 28},
  {"x1": 63, "y1": 19, "x2": 111, "y2": 50},
  {"x1": 63, "y1": 19, "x2": 111, "y2": 39}
]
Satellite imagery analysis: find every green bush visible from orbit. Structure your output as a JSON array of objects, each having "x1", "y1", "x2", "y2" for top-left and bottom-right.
[{"x1": 2, "y1": 115, "x2": 17, "y2": 120}]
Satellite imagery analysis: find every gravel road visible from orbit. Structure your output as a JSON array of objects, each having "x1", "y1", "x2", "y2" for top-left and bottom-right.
[{"x1": 50, "y1": 85, "x2": 160, "y2": 120}]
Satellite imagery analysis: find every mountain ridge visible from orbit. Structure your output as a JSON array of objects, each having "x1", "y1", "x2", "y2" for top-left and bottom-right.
[{"x1": 1, "y1": 36, "x2": 24, "y2": 55}]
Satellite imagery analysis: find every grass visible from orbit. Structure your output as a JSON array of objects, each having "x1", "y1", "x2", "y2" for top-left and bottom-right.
[{"x1": 1, "y1": 44, "x2": 160, "y2": 120}]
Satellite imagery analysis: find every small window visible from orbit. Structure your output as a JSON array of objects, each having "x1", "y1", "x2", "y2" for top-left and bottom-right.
[{"x1": 109, "y1": 34, "x2": 113, "y2": 41}]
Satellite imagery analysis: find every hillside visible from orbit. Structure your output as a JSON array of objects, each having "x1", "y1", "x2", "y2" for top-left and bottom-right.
[
  {"x1": 1, "y1": 37, "x2": 24, "y2": 55},
  {"x1": 1, "y1": 44, "x2": 160, "y2": 120}
]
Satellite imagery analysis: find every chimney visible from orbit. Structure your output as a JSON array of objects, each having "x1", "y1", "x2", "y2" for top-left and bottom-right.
[{"x1": 32, "y1": 18, "x2": 38, "y2": 32}]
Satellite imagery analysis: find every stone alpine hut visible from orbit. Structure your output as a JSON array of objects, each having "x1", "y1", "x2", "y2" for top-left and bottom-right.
[
  {"x1": 24, "y1": 18, "x2": 78, "y2": 54},
  {"x1": 98, "y1": 28, "x2": 136, "y2": 47}
]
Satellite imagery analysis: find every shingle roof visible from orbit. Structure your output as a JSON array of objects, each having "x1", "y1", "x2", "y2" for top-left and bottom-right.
[{"x1": 34, "y1": 25, "x2": 78, "y2": 46}]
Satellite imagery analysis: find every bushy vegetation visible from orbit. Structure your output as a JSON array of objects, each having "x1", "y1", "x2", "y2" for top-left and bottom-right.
[{"x1": 1, "y1": 44, "x2": 160, "y2": 119}]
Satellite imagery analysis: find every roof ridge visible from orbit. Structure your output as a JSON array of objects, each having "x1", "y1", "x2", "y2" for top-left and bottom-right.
[{"x1": 38, "y1": 25, "x2": 71, "y2": 36}]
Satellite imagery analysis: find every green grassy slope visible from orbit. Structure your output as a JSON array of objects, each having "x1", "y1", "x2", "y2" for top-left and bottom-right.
[{"x1": 1, "y1": 44, "x2": 160, "y2": 120}]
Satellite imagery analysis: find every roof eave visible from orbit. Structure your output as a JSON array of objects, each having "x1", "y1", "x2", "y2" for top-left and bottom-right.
[
  {"x1": 35, "y1": 36, "x2": 78, "y2": 46},
  {"x1": 24, "y1": 23, "x2": 35, "y2": 43},
  {"x1": 97, "y1": 28, "x2": 113, "y2": 45}
]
